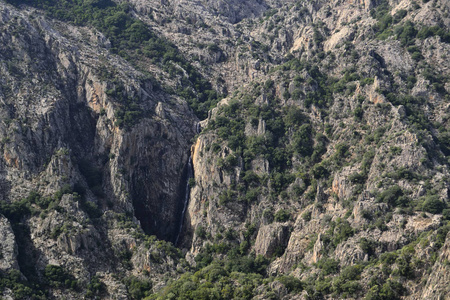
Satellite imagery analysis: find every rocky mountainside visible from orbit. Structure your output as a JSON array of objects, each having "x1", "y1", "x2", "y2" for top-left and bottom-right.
[{"x1": 0, "y1": 0, "x2": 449, "y2": 299}]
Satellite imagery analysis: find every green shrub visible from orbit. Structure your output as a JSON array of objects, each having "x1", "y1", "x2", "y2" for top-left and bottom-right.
[
  {"x1": 411, "y1": 51, "x2": 423, "y2": 61},
  {"x1": 124, "y1": 276, "x2": 152, "y2": 299},
  {"x1": 270, "y1": 172, "x2": 294, "y2": 193},
  {"x1": 360, "y1": 77, "x2": 374, "y2": 86},
  {"x1": 0, "y1": 269, "x2": 44, "y2": 298},
  {"x1": 417, "y1": 26, "x2": 450, "y2": 43},
  {"x1": 0, "y1": 198, "x2": 33, "y2": 224},
  {"x1": 219, "y1": 189, "x2": 236, "y2": 205},
  {"x1": 380, "y1": 251, "x2": 398, "y2": 264},
  {"x1": 353, "y1": 105, "x2": 363, "y2": 120},
  {"x1": 332, "y1": 219, "x2": 354, "y2": 246},
  {"x1": 263, "y1": 209, "x2": 274, "y2": 224},
  {"x1": 393, "y1": 9, "x2": 407, "y2": 23},
  {"x1": 348, "y1": 172, "x2": 366, "y2": 184},
  {"x1": 277, "y1": 276, "x2": 303, "y2": 293},
  {"x1": 334, "y1": 143, "x2": 349, "y2": 159},
  {"x1": 339, "y1": 264, "x2": 363, "y2": 281},
  {"x1": 76, "y1": 194, "x2": 102, "y2": 219},
  {"x1": 359, "y1": 238, "x2": 377, "y2": 257},
  {"x1": 390, "y1": 146, "x2": 402, "y2": 155},
  {"x1": 188, "y1": 178, "x2": 196, "y2": 188},
  {"x1": 376, "y1": 185, "x2": 405, "y2": 206},
  {"x1": 274, "y1": 209, "x2": 290, "y2": 222},
  {"x1": 332, "y1": 265, "x2": 363, "y2": 296},
  {"x1": 283, "y1": 106, "x2": 306, "y2": 127},
  {"x1": 374, "y1": 217, "x2": 388, "y2": 231},
  {"x1": 396, "y1": 21, "x2": 417, "y2": 46},
  {"x1": 442, "y1": 209, "x2": 450, "y2": 220},
  {"x1": 406, "y1": 75, "x2": 417, "y2": 89},
  {"x1": 421, "y1": 195, "x2": 445, "y2": 214},
  {"x1": 242, "y1": 171, "x2": 260, "y2": 186},
  {"x1": 316, "y1": 258, "x2": 340, "y2": 275},
  {"x1": 86, "y1": 276, "x2": 106, "y2": 298},
  {"x1": 44, "y1": 264, "x2": 77, "y2": 289},
  {"x1": 195, "y1": 225, "x2": 207, "y2": 239},
  {"x1": 380, "y1": 280, "x2": 405, "y2": 299},
  {"x1": 293, "y1": 124, "x2": 313, "y2": 156},
  {"x1": 243, "y1": 189, "x2": 259, "y2": 203},
  {"x1": 302, "y1": 211, "x2": 312, "y2": 222}
]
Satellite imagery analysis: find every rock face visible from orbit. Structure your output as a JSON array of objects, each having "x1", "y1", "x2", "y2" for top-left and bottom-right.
[
  {"x1": 254, "y1": 223, "x2": 290, "y2": 258},
  {"x1": 176, "y1": 0, "x2": 450, "y2": 297},
  {"x1": 0, "y1": 215, "x2": 19, "y2": 272},
  {"x1": 0, "y1": 1, "x2": 197, "y2": 298},
  {"x1": 419, "y1": 232, "x2": 450, "y2": 299},
  {"x1": 0, "y1": 1, "x2": 196, "y2": 240},
  {"x1": 0, "y1": 0, "x2": 450, "y2": 298}
]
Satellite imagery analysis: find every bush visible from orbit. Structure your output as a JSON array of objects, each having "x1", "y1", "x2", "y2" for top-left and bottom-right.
[
  {"x1": 0, "y1": 269, "x2": 44, "y2": 298},
  {"x1": 332, "y1": 219, "x2": 354, "y2": 246},
  {"x1": 243, "y1": 189, "x2": 259, "y2": 203},
  {"x1": 274, "y1": 209, "x2": 290, "y2": 222},
  {"x1": 353, "y1": 105, "x2": 363, "y2": 120},
  {"x1": 219, "y1": 190, "x2": 236, "y2": 205},
  {"x1": 442, "y1": 209, "x2": 450, "y2": 220},
  {"x1": 188, "y1": 178, "x2": 196, "y2": 188},
  {"x1": 417, "y1": 26, "x2": 450, "y2": 43},
  {"x1": 393, "y1": 9, "x2": 407, "y2": 23},
  {"x1": 242, "y1": 171, "x2": 260, "y2": 186},
  {"x1": 394, "y1": 255, "x2": 414, "y2": 279},
  {"x1": 348, "y1": 172, "x2": 366, "y2": 184},
  {"x1": 76, "y1": 194, "x2": 102, "y2": 219},
  {"x1": 316, "y1": 258, "x2": 340, "y2": 275},
  {"x1": 406, "y1": 75, "x2": 417, "y2": 89},
  {"x1": 277, "y1": 276, "x2": 303, "y2": 293},
  {"x1": 293, "y1": 124, "x2": 313, "y2": 156},
  {"x1": 0, "y1": 198, "x2": 33, "y2": 224},
  {"x1": 302, "y1": 211, "x2": 312, "y2": 222},
  {"x1": 396, "y1": 21, "x2": 417, "y2": 46},
  {"x1": 380, "y1": 280, "x2": 405, "y2": 300},
  {"x1": 334, "y1": 143, "x2": 349, "y2": 159},
  {"x1": 124, "y1": 276, "x2": 152, "y2": 299},
  {"x1": 421, "y1": 195, "x2": 445, "y2": 214},
  {"x1": 359, "y1": 238, "x2": 377, "y2": 257},
  {"x1": 332, "y1": 265, "x2": 363, "y2": 296},
  {"x1": 86, "y1": 276, "x2": 106, "y2": 298},
  {"x1": 270, "y1": 172, "x2": 294, "y2": 193},
  {"x1": 376, "y1": 185, "x2": 405, "y2": 206},
  {"x1": 340, "y1": 264, "x2": 363, "y2": 281},
  {"x1": 263, "y1": 210, "x2": 274, "y2": 224},
  {"x1": 44, "y1": 265, "x2": 77, "y2": 289},
  {"x1": 284, "y1": 106, "x2": 306, "y2": 127},
  {"x1": 195, "y1": 225, "x2": 207, "y2": 239},
  {"x1": 411, "y1": 51, "x2": 423, "y2": 61}
]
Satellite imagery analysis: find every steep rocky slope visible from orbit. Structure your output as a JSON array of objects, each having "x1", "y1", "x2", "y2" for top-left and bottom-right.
[
  {"x1": 176, "y1": 0, "x2": 450, "y2": 298},
  {"x1": 0, "y1": 1, "x2": 198, "y2": 298},
  {"x1": 0, "y1": 0, "x2": 449, "y2": 299}
]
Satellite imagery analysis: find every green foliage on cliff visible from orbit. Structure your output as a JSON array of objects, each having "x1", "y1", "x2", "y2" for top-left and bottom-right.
[
  {"x1": 44, "y1": 264, "x2": 78, "y2": 289},
  {"x1": 124, "y1": 276, "x2": 152, "y2": 300},
  {"x1": 0, "y1": 270, "x2": 45, "y2": 299},
  {"x1": 150, "y1": 253, "x2": 274, "y2": 300}
]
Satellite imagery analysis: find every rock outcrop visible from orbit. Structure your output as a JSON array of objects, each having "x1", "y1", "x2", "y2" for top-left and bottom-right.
[{"x1": 0, "y1": 215, "x2": 19, "y2": 272}]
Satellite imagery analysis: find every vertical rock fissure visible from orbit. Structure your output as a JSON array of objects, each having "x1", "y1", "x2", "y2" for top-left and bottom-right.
[{"x1": 175, "y1": 155, "x2": 193, "y2": 246}]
